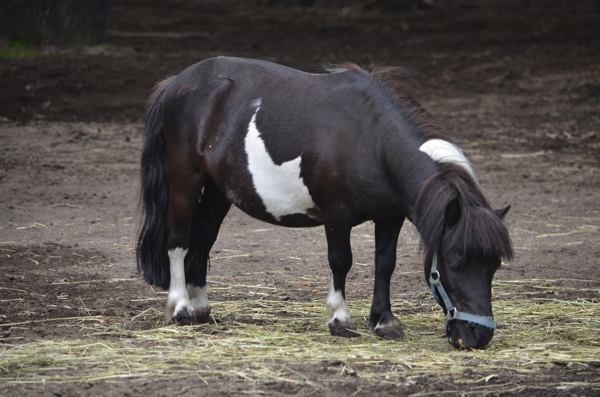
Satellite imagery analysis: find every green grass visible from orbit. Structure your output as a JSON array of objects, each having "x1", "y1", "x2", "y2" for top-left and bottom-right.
[
  {"x1": 0, "y1": 39, "x2": 41, "y2": 58},
  {"x1": 0, "y1": 40, "x2": 129, "y2": 58}
]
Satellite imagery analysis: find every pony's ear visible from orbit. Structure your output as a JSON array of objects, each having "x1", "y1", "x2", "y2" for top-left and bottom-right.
[
  {"x1": 444, "y1": 197, "x2": 462, "y2": 227},
  {"x1": 495, "y1": 205, "x2": 511, "y2": 219}
]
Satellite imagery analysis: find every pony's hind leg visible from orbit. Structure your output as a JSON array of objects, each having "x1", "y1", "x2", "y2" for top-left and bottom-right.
[
  {"x1": 324, "y1": 213, "x2": 359, "y2": 337},
  {"x1": 166, "y1": 246, "x2": 195, "y2": 325},
  {"x1": 164, "y1": 154, "x2": 207, "y2": 325},
  {"x1": 370, "y1": 216, "x2": 406, "y2": 340},
  {"x1": 184, "y1": 178, "x2": 231, "y2": 323}
]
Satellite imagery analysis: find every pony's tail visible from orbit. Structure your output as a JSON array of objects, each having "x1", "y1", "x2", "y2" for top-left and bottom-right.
[{"x1": 137, "y1": 76, "x2": 176, "y2": 290}]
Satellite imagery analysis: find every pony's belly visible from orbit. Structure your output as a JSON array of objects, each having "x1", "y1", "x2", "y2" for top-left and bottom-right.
[
  {"x1": 238, "y1": 205, "x2": 324, "y2": 228},
  {"x1": 223, "y1": 176, "x2": 323, "y2": 228}
]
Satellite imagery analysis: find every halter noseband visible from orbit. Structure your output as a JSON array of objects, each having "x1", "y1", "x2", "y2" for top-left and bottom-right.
[{"x1": 429, "y1": 251, "x2": 497, "y2": 330}]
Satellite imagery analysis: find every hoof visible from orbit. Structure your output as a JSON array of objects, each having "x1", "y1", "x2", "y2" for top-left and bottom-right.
[
  {"x1": 195, "y1": 308, "x2": 211, "y2": 324},
  {"x1": 372, "y1": 318, "x2": 405, "y2": 340},
  {"x1": 329, "y1": 319, "x2": 360, "y2": 338},
  {"x1": 171, "y1": 306, "x2": 198, "y2": 326}
]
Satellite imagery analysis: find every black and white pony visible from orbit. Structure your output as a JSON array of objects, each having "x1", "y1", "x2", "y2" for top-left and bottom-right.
[{"x1": 137, "y1": 57, "x2": 513, "y2": 349}]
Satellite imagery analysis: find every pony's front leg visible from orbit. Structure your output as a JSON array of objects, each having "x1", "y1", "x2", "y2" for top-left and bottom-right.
[
  {"x1": 370, "y1": 216, "x2": 406, "y2": 340},
  {"x1": 326, "y1": 277, "x2": 359, "y2": 337},
  {"x1": 324, "y1": 217, "x2": 359, "y2": 337}
]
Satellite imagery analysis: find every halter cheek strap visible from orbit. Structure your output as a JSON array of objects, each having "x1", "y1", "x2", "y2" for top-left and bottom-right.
[{"x1": 429, "y1": 251, "x2": 497, "y2": 330}]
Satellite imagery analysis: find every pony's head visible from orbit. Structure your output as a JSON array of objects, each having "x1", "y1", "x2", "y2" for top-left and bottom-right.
[{"x1": 415, "y1": 163, "x2": 513, "y2": 349}]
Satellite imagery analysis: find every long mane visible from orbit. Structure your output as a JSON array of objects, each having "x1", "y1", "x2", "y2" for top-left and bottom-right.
[
  {"x1": 414, "y1": 163, "x2": 513, "y2": 261},
  {"x1": 327, "y1": 63, "x2": 450, "y2": 142}
]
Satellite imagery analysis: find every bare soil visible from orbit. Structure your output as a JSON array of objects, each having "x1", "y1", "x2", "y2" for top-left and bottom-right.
[{"x1": 1, "y1": 0, "x2": 599, "y2": 396}]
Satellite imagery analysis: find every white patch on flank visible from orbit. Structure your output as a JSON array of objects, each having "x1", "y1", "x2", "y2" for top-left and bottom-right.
[
  {"x1": 166, "y1": 248, "x2": 194, "y2": 321},
  {"x1": 245, "y1": 101, "x2": 317, "y2": 221},
  {"x1": 187, "y1": 284, "x2": 210, "y2": 315},
  {"x1": 419, "y1": 139, "x2": 479, "y2": 185},
  {"x1": 326, "y1": 279, "x2": 353, "y2": 325}
]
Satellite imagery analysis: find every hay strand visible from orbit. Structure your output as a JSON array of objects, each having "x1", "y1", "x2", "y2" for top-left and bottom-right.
[{"x1": 0, "y1": 279, "x2": 598, "y2": 393}]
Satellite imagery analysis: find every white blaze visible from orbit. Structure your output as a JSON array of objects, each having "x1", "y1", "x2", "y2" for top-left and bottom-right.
[{"x1": 244, "y1": 101, "x2": 317, "y2": 220}]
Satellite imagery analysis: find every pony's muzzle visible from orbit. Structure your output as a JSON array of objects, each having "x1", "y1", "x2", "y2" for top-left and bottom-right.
[{"x1": 446, "y1": 320, "x2": 495, "y2": 350}]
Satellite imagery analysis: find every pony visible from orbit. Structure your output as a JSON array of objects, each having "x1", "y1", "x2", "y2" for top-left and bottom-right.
[{"x1": 137, "y1": 57, "x2": 513, "y2": 349}]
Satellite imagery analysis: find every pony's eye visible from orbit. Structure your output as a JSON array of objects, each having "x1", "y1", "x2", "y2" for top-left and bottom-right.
[{"x1": 448, "y1": 259, "x2": 463, "y2": 271}]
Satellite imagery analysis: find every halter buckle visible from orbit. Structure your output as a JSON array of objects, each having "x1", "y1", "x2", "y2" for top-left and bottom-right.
[{"x1": 448, "y1": 307, "x2": 457, "y2": 319}]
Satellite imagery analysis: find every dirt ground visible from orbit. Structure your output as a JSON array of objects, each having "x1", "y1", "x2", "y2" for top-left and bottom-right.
[{"x1": 1, "y1": 0, "x2": 599, "y2": 396}]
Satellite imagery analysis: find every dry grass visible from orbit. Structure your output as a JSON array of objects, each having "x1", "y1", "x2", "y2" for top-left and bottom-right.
[{"x1": 0, "y1": 279, "x2": 598, "y2": 392}]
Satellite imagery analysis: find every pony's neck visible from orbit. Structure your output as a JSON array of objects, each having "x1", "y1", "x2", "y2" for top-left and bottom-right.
[
  {"x1": 379, "y1": 131, "x2": 440, "y2": 223},
  {"x1": 381, "y1": 130, "x2": 482, "y2": 228}
]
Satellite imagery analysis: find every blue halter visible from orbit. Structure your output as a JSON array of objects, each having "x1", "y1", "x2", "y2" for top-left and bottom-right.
[{"x1": 429, "y1": 251, "x2": 497, "y2": 330}]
